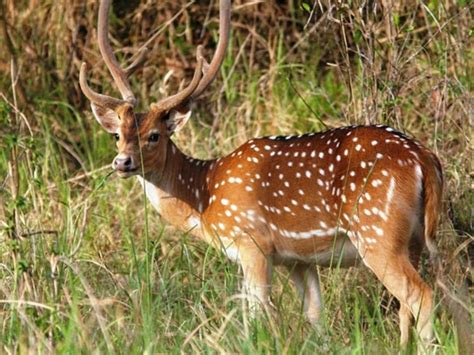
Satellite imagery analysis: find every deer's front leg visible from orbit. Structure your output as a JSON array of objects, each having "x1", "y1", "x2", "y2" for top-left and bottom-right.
[
  {"x1": 288, "y1": 264, "x2": 323, "y2": 325},
  {"x1": 239, "y1": 247, "x2": 273, "y2": 315}
]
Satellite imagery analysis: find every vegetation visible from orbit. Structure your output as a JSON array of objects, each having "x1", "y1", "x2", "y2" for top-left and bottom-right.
[{"x1": 0, "y1": 0, "x2": 472, "y2": 353}]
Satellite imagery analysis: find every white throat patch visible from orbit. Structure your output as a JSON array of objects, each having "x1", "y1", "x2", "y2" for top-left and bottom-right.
[{"x1": 136, "y1": 176, "x2": 162, "y2": 212}]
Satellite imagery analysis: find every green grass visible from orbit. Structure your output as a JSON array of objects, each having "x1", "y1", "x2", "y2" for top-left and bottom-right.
[{"x1": 0, "y1": 0, "x2": 472, "y2": 353}]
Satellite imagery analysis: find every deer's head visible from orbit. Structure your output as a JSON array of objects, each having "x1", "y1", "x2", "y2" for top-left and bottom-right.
[{"x1": 80, "y1": 0, "x2": 230, "y2": 178}]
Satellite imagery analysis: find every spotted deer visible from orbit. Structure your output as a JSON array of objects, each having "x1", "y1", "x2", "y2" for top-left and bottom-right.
[{"x1": 80, "y1": 0, "x2": 450, "y2": 348}]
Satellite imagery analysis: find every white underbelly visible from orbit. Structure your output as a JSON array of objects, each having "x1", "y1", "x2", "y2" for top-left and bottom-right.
[{"x1": 273, "y1": 237, "x2": 361, "y2": 267}]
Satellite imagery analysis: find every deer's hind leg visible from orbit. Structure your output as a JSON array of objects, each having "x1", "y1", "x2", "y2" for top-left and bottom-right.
[
  {"x1": 350, "y1": 217, "x2": 434, "y2": 347},
  {"x1": 399, "y1": 228, "x2": 425, "y2": 346}
]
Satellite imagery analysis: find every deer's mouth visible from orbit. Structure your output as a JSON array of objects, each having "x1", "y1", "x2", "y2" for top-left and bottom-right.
[{"x1": 116, "y1": 168, "x2": 139, "y2": 178}]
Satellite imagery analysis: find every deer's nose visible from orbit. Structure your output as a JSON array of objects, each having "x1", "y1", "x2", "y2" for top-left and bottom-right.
[{"x1": 113, "y1": 155, "x2": 134, "y2": 172}]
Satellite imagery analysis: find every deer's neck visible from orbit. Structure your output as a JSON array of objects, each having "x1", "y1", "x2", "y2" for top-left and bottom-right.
[{"x1": 137, "y1": 140, "x2": 215, "y2": 237}]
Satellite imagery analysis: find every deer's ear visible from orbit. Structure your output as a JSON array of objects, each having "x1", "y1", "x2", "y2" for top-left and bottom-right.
[
  {"x1": 91, "y1": 103, "x2": 120, "y2": 133},
  {"x1": 165, "y1": 108, "x2": 192, "y2": 134}
]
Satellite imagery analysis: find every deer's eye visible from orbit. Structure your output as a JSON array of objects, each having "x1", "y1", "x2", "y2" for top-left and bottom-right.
[
  {"x1": 148, "y1": 133, "x2": 160, "y2": 143},
  {"x1": 114, "y1": 133, "x2": 120, "y2": 141}
]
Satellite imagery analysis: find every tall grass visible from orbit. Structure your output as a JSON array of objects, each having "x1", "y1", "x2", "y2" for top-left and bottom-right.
[{"x1": 0, "y1": 0, "x2": 472, "y2": 353}]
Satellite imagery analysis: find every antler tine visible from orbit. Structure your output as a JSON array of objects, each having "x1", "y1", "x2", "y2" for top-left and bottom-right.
[
  {"x1": 151, "y1": 46, "x2": 204, "y2": 113},
  {"x1": 190, "y1": 0, "x2": 231, "y2": 100},
  {"x1": 79, "y1": 62, "x2": 126, "y2": 111},
  {"x1": 98, "y1": 0, "x2": 136, "y2": 105}
]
